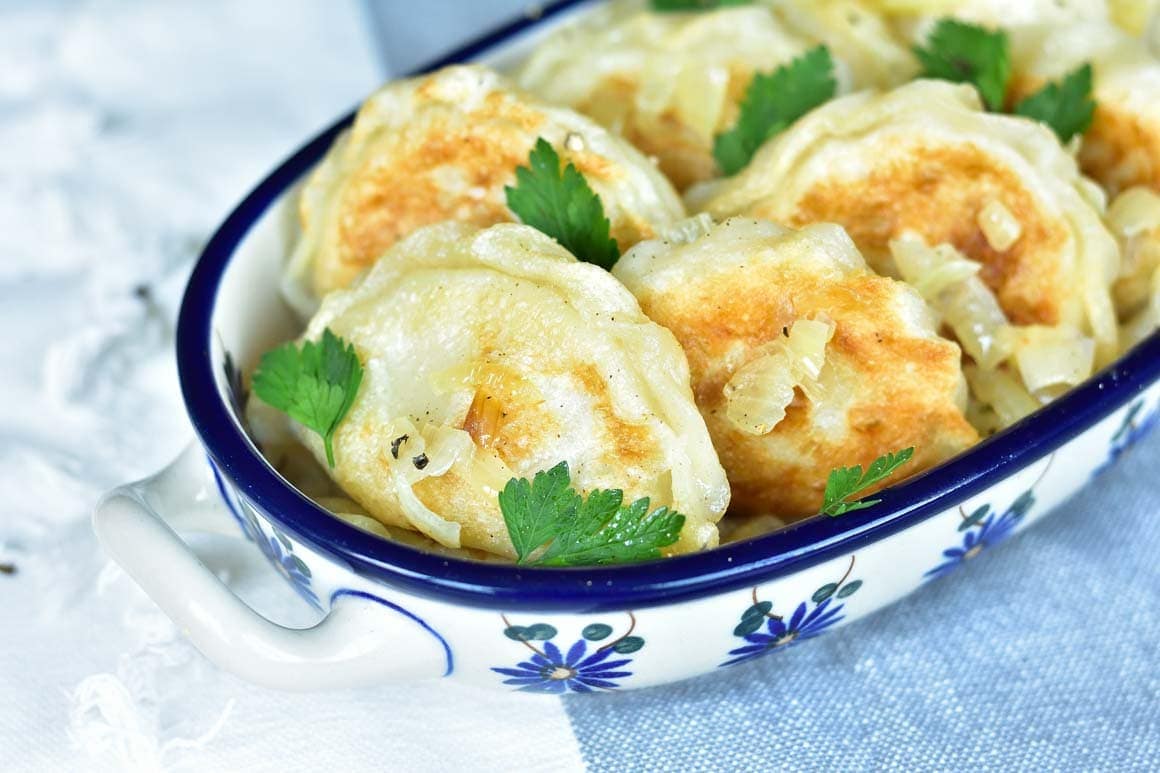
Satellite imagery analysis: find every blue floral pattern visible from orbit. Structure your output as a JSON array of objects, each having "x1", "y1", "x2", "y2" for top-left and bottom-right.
[
  {"x1": 925, "y1": 487, "x2": 1037, "y2": 581},
  {"x1": 1094, "y1": 399, "x2": 1159, "y2": 477},
  {"x1": 228, "y1": 495, "x2": 321, "y2": 609},
  {"x1": 255, "y1": 528, "x2": 321, "y2": 609},
  {"x1": 720, "y1": 556, "x2": 861, "y2": 668},
  {"x1": 492, "y1": 615, "x2": 642, "y2": 693}
]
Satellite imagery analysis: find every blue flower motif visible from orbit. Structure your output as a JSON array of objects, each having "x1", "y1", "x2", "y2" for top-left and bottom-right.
[
  {"x1": 254, "y1": 528, "x2": 321, "y2": 609},
  {"x1": 1094, "y1": 400, "x2": 1159, "y2": 477},
  {"x1": 924, "y1": 504, "x2": 1024, "y2": 581},
  {"x1": 720, "y1": 598, "x2": 845, "y2": 668},
  {"x1": 492, "y1": 639, "x2": 633, "y2": 694}
]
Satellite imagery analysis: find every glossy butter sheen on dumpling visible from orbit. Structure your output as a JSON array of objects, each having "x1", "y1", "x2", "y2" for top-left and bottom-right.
[
  {"x1": 516, "y1": 0, "x2": 814, "y2": 190},
  {"x1": 688, "y1": 80, "x2": 1121, "y2": 363},
  {"x1": 285, "y1": 65, "x2": 685, "y2": 309},
  {"x1": 613, "y1": 217, "x2": 978, "y2": 519},
  {"x1": 289, "y1": 221, "x2": 730, "y2": 558}
]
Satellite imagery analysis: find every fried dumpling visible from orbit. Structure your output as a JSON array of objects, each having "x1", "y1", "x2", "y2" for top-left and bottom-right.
[
  {"x1": 1005, "y1": 22, "x2": 1160, "y2": 196},
  {"x1": 282, "y1": 221, "x2": 730, "y2": 558},
  {"x1": 764, "y1": 0, "x2": 918, "y2": 89},
  {"x1": 516, "y1": 0, "x2": 814, "y2": 190},
  {"x1": 891, "y1": 5, "x2": 1160, "y2": 196},
  {"x1": 285, "y1": 65, "x2": 685, "y2": 310},
  {"x1": 613, "y1": 216, "x2": 978, "y2": 519},
  {"x1": 687, "y1": 80, "x2": 1121, "y2": 365}
]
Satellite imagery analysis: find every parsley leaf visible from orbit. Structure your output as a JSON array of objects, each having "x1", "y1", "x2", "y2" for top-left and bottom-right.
[
  {"x1": 913, "y1": 19, "x2": 1010, "y2": 111},
  {"x1": 651, "y1": 0, "x2": 752, "y2": 11},
  {"x1": 713, "y1": 45, "x2": 837, "y2": 176},
  {"x1": 820, "y1": 447, "x2": 915, "y2": 517},
  {"x1": 505, "y1": 138, "x2": 620, "y2": 269},
  {"x1": 1013, "y1": 63, "x2": 1096, "y2": 143},
  {"x1": 252, "y1": 328, "x2": 364, "y2": 469},
  {"x1": 498, "y1": 461, "x2": 686, "y2": 566}
]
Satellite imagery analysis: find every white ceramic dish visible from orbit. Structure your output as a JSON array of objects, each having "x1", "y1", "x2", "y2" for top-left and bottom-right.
[{"x1": 94, "y1": 1, "x2": 1160, "y2": 693}]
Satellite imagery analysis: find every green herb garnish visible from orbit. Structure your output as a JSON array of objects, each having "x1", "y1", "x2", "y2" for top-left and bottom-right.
[
  {"x1": 651, "y1": 0, "x2": 752, "y2": 11},
  {"x1": 820, "y1": 447, "x2": 915, "y2": 517},
  {"x1": 252, "y1": 328, "x2": 363, "y2": 468},
  {"x1": 913, "y1": 19, "x2": 1010, "y2": 111},
  {"x1": 1013, "y1": 63, "x2": 1096, "y2": 143},
  {"x1": 505, "y1": 138, "x2": 620, "y2": 270},
  {"x1": 713, "y1": 45, "x2": 837, "y2": 176},
  {"x1": 498, "y1": 461, "x2": 686, "y2": 566}
]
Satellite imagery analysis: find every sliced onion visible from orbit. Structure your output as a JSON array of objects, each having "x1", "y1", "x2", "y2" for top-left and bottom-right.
[
  {"x1": 386, "y1": 423, "x2": 474, "y2": 548},
  {"x1": 890, "y1": 233, "x2": 1010, "y2": 369},
  {"x1": 724, "y1": 353, "x2": 798, "y2": 435},
  {"x1": 724, "y1": 318, "x2": 835, "y2": 435},
  {"x1": 964, "y1": 365, "x2": 1040, "y2": 428},
  {"x1": 977, "y1": 200, "x2": 1023, "y2": 252},
  {"x1": 1107, "y1": 187, "x2": 1160, "y2": 238},
  {"x1": 393, "y1": 478, "x2": 461, "y2": 548},
  {"x1": 674, "y1": 62, "x2": 729, "y2": 142},
  {"x1": 1006, "y1": 325, "x2": 1096, "y2": 393}
]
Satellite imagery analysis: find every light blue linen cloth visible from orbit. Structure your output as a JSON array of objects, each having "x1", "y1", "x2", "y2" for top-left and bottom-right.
[
  {"x1": 565, "y1": 429, "x2": 1160, "y2": 771},
  {"x1": 376, "y1": 4, "x2": 1160, "y2": 769}
]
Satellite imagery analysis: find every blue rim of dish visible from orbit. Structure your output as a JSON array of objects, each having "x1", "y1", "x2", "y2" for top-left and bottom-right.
[{"x1": 176, "y1": 0, "x2": 1160, "y2": 612}]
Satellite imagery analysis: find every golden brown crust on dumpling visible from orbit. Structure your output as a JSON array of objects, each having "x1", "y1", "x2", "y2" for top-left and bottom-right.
[
  {"x1": 614, "y1": 218, "x2": 978, "y2": 519},
  {"x1": 1079, "y1": 100, "x2": 1160, "y2": 194},
  {"x1": 791, "y1": 143, "x2": 1069, "y2": 326},
  {"x1": 687, "y1": 81, "x2": 1121, "y2": 360},
  {"x1": 516, "y1": 1, "x2": 813, "y2": 191},
  {"x1": 287, "y1": 65, "x2": 685, "y2": 307},
  {"x1": 290, "y1": 221, "x2": 730, "y2": 557},
  {"x1": 1002, "y1": 22, "x2": 1160, "y2": 197}
]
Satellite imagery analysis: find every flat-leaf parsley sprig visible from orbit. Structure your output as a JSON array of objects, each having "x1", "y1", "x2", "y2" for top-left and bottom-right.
[
  {"x1": 914, "y1": 18, "x2": 1097, "y2": 142},
  {"x1": 1013, "y1": 63, "x2": 1096, "y2": 143},
  {"x1": 713, "y1": 45, "x2": 837, "y2": 176},
  {"x1": 913, "y1": 19, "x2": 1011, "y2": 111},
  {"x1": 505, "y1": 138, "x2": 621, "y2": 270},
  {"x1": 651, "y1": 0, "x2": 751, "y2": 11},
  {"x1": 498, "y1": 461, "x2": 686, "y2": 566},
  {"x1": 821, "y1": 447, "x2": 915, "y2": 517},
  {"x1": 252, "y1": 328, "x2": 364, "y2": 468}
]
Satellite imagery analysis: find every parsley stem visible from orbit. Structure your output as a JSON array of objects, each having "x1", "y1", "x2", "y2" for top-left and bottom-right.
[{"x1": 324, "y1": 437, "x2": 336, "y2": 468}]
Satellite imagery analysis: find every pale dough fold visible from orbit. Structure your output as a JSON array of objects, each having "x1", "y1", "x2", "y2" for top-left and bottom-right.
[
  {"x1": 516, "y1": 0, "x2": 815, "y2": 190},
  {"x1": 285, "y1": 64, "x2": 685, "y2": 311},
  {"x1": 613, "y1": 217, "x2": 978, "y2": 519},
  {"x1": 687, "y1": 80, "x2": 1121, "y2": 364},
  {"x1": 287, "y1": 221, "x2": 730, "y2": 558}
]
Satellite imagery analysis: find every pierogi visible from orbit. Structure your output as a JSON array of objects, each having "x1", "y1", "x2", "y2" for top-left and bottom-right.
[
  {"x1": 1006, "y1": 22, "x2": 1160, "y2": 196},
  {"x1": 687, "y1": 80, "x2": 1121, "y2": 366},
  {"x1": 284, "y1": 65, "x2": 685, "y2": 311},
  {"x1": 613, "y1": 217, "x2": 978, "y2": 519},
  {"x1": 516, "y1": 0, "x2": 815, "y2": 190},
  {"x1": 278, "y1": 221, "x2": 730, "y2": 557}
]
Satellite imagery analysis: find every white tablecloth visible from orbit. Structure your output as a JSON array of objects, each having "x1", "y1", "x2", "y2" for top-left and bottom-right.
[
  {"x1": 4, "y1": 2, "x2": 1158, "y2": 771},
  {"x1": 0, "y1": 2, "x2": 583, "y2": 770}
]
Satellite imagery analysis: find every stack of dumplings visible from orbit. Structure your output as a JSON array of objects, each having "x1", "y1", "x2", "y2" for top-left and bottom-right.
[{"x1": 250, "y1": 0, "x2": 1160, "y2": 561}]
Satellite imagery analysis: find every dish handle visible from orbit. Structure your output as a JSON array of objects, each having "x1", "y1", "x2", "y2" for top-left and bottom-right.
[{"x1": 93, "y1": 443, "x2": 449, "y2": 690}]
